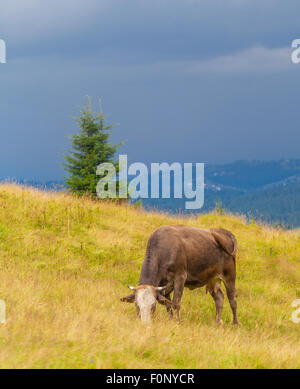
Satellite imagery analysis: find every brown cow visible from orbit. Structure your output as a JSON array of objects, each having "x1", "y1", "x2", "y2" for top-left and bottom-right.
[{"x1": 121, "y1": 225, "x2": 238, "y2": 325}]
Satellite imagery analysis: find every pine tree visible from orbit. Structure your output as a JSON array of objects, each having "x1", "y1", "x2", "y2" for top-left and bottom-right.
[{"x1": 63, "y1": 98, "x2": 122, "y2": 196}]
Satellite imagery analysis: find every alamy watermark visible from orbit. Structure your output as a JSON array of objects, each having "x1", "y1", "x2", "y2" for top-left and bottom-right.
[
  {"x1": 291, "y1": 39, "x2": 300, "y2": 64},
  {"x1": 96, "y1": 155, "x2": 204, "y2": 210},
  {"x1": 0, "y1": 300, "x2": 5, "y2": 324},
  {"x1": 0, "y1": 39, "x2": 6, "y2": 64},
  {"x1": 291, "y1": 299, "x2": 300, "y2": 324}
]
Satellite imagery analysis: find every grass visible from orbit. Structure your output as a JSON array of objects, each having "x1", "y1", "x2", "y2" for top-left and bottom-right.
[{"x1": 0, "y1": 183, "x2": 299, "y2": 368}]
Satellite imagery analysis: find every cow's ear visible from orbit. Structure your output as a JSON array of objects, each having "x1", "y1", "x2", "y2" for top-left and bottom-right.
[
  {"x1": 120, "y1": 293, "x2": 135, "y2": 303},
  {"x1": 156, "y1": 294, "x2": 173, "y2": 309}
]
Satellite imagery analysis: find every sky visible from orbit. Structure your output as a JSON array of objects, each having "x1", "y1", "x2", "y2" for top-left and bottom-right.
[{"x1": 0, "y1": 0, "x2": 300, "y2": 180}]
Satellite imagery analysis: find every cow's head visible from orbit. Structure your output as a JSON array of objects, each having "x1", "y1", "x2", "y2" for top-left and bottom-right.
[{"x1": 121, "y1": 285, "x2": 173, "y2": 323}]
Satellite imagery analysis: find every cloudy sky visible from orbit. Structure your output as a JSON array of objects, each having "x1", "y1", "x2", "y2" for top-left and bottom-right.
[{"x1": 0, "y1": 0, "x2": 300, "y2": 180}]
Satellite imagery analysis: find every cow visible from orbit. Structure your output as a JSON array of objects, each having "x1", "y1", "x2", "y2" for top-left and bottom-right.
[{"x1": 121, "y1": 225, "x2": 239, "y2": 325}]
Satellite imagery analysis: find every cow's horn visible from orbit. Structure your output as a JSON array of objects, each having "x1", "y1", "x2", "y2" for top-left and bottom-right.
[
  {"x1": 128, "y1": 285, "x2": 136, "y2": 290},
  {"x1": 156, "y1": 286, "x2": 166, "y2": 291}
]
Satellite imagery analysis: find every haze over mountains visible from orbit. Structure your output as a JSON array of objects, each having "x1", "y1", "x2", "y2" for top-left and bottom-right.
[
  {"x1": 144, "y1": 159, "x2": 300, "y2": 229},
  {"x1": 3, "y1": 159, "x2": 300, "y2": 229}
]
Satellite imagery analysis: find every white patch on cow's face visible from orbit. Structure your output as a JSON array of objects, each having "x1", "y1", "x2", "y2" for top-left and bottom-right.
[{"x1": 135, "y1": 287, "x2": 157, "y2": 323}]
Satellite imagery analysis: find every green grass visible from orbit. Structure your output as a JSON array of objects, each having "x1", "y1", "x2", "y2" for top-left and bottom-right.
[{"x1": 0, "y1": 183, "x2": 299, "y2": 368}]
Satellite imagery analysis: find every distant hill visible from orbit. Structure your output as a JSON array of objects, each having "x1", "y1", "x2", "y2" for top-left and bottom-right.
[
  {"x1": 0, "y1": 179, "x2": 64, "y2": 191},
  {"x1": 205, "y1": 159, "x2": 300, "y2": 190},
  {"x1": 142, "y1": 159, "x2": 300, "y2": 228},
  {"x1": 206, "y1": 182, "x2": 300, "y2": 228}
]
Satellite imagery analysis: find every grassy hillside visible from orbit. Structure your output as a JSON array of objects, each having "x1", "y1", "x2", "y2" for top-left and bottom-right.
[{"x1": 0, "y1": 184, "x2": 299, "y2": 369}]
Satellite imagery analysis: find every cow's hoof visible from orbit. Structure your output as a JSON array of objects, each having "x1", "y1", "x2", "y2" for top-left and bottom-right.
[{"x1": 216, "y1": 319, "x2": 224, "y2": 326}]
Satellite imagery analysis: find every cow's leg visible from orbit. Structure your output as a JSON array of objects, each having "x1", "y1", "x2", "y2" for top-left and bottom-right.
[
  {"x1": 172, "y1": 273, "x2": 186, "y2": 323},
  {"x1": 224, "y1": 280, "x2": 239, "y2": 325},
  {"x1": 206, "y1": 280, "x2": 224, "y2": 324},
  {"x1": 164, "y1": 292, "x2": 173, "y2": 317},
  {"x1": 209, "y1": 287, "x2": 224, "y2": 324}
]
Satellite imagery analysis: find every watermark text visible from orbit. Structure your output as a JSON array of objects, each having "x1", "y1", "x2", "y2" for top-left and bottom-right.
[
  {"x1": 291, "y1": 299, "x2": 300, "y2": 324},
  {"x1": 0, "y1": 300, "x2": 6, "y2": 324},
  {"x1": 96, "y1": 155, "x2": 204, "y2": 210},
  {"x1": 0, "y1": 39, "x2": 6, "y2": 64}
]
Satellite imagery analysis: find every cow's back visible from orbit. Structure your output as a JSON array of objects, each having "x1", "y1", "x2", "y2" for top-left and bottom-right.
[{"x1": 140, "y1": 225, "x2": 236, "y2": 288}]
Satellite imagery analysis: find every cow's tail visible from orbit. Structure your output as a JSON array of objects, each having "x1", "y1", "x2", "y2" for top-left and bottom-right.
[{"x1": 210, "y1": 228, "x2": 237, "y2": 268}]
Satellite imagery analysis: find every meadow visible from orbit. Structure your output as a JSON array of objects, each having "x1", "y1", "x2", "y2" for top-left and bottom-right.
[{"x1": 0, "y1": 184, "x2": 299, "y2": 368}]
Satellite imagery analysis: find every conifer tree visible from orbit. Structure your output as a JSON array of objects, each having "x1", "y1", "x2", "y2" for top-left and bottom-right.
[{"x1": 63, "y1": 98, "x2": 121, "y2": 196}]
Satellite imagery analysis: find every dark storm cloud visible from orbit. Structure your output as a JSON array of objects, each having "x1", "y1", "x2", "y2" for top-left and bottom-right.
[{"x1": 0, "y1": 0, "x2": 300, "y2": 179}]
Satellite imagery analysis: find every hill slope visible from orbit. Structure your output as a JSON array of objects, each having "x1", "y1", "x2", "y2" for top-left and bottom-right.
[{"x1": 0, "y1": 184, "x2": 299, "y2": 368}]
